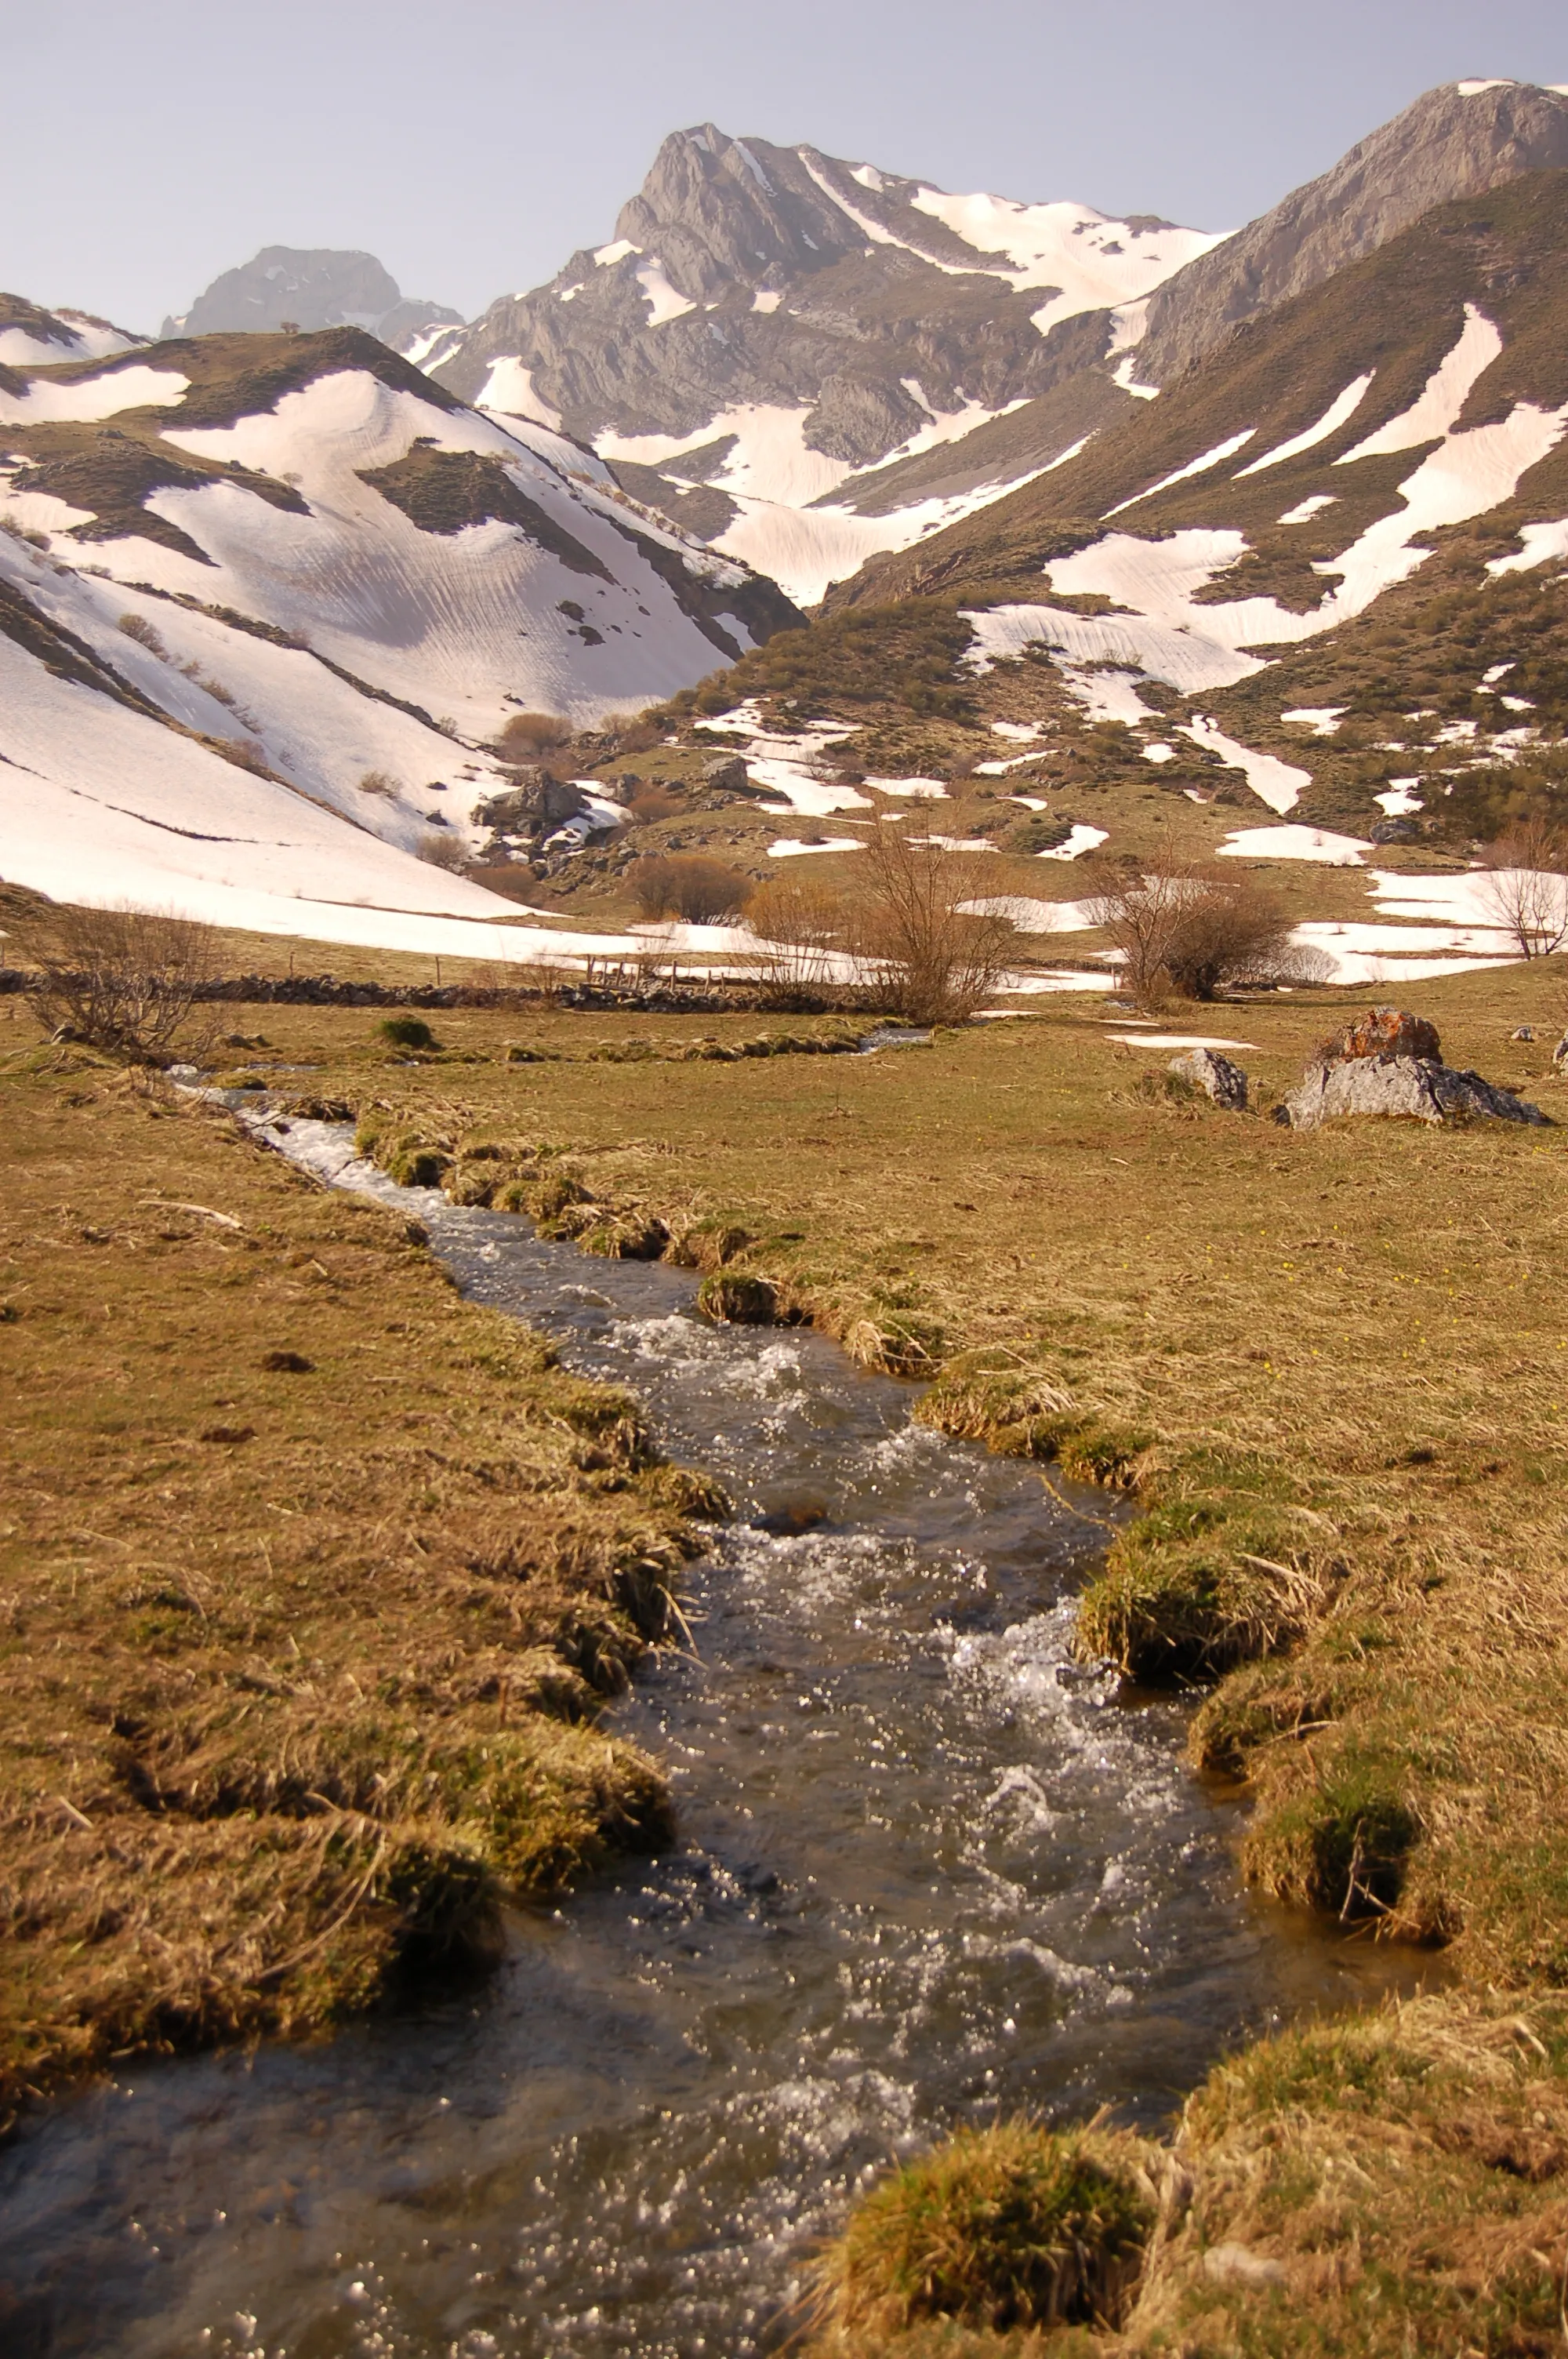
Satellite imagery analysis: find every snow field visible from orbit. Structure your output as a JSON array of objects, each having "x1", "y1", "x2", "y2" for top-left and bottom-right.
[
  {"x1": 0, "y1": 529, "x2": 510, "y2": 850},
  {"x1": 1179, "y1": 718, "x2": 1312, "y2": 814},
  {"x1": 1335, "y1": 306, "x2": 1501, "y2": 462},
  {"x1": 1218, "y1": 825, "x2": 1370, "y2": 864},
  {"x1": 0, "y1": 365, "x2": 189, "y2": 426},
  {"x1": 68, "y1": 366, "x2": 750, "y2": 732},
  {"x1": 1487, "y1": 520, "x2": 1568, "y2": 575}
]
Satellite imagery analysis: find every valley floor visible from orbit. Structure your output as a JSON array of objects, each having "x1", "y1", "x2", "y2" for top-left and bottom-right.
[{"x1": 5, "y1": 960, "x2": 1568, "y2": 2348}]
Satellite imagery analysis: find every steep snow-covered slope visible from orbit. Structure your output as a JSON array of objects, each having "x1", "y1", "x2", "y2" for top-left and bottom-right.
[
  {"x1": 0, "y1": 325, "x2": 797, "y2": 942},
  {"x1": 431, "y1": 125, "x2": 1222, "y2": 604}
]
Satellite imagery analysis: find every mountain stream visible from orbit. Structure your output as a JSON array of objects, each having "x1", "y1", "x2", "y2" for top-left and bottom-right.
[{"x1": 2, "y1": 1117, "x2": 1414, "y2": 2359}]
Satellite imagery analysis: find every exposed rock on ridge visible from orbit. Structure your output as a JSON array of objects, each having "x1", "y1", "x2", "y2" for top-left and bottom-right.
[{"x1": 1133, "y1": 80, "x2": 1568, "y2": 387}]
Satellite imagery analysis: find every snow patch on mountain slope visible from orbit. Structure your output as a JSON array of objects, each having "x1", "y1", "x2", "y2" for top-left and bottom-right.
[
  {"x1": 1335, "y1": 304, "x2": 1501, "y2": 461},
  {"x1": 0, "y1": 365, "x2": 189, "y2": 426},
  {"x1": 0, "y1": 314, "x2": 141, "y2": 369},
  {"x1": 0, "y1": 529, "x2": 510, "y2": 844},
  {"x1": 477, "y1": 358, "x2": 564, "y2": 431},
  {"x1": 905, "y1": 189, "x2": 1227, "y2": 332},
  {"x1": 0, "y1": 629, "x2": 517, "y2": 928},
  {"x1": 634, "y1": 258, "x2": 697, "y2": 325},
  {"x1": 1058, "y1": 666, "x2": 1155, "y2": 725},
  {"x1": 1180, "y1": 718, "x2": 1312, "y2": 814},
  {"x1": 695, "y1": 704, "x2": 870, "y2": 815},
  {"x1": 600, "y1": 397, "x2": 1044, "y2": 602},
  {"x1": 1236, "y1": 373, "x2": 1374, "y2": 474},
  {"x1": 965, "y1": 357, "x2": 1568, "y2": 699},
  {"x1": 601, "y1": 403, "x2": 852, "y2": 506},
  {"x1": 1105, "y1": 427, "x2": 1256, "y2": 515},
  {"x1": 1219, "y1": 824, "x2": 1370, "y2": 863},
  {"x1": 1487, "y1": 518, "x2": 1568, "y2": 573},
  {"x1": 715, "y1": 474, "x2": 1043, "y2": 606}
]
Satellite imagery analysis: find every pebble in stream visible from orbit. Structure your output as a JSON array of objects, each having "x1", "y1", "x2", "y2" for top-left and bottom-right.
[{"x1": 0, "y1": 1121, "x2": 1409, "y2": 2359}]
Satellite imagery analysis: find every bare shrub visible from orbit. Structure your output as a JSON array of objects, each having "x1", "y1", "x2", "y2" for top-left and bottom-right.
[
  {"x1": 118, "y1": 612, "x2": 168, "y2": 658},
  {"x1": 13, "y1": 901, "x2": 218, "y2": 1063},
  {"x1": 851, "y1": 822, "x2": 1015, "y2": 1022},
  {"x1": 358, "y1": 770, "x2": 400, "y2": 799},
  {"x1": 214, "y1": 737, "x2": 270, "y2": 776},
  {"x1": 623, "y1": 784, "x2": 684, "y2": 826},
  {"x1": 1479, "y1": 816, "x2": 1568, "y2": 958},
  {"x1": 749, "y1": 874, "x2": 851, "y2": 999},
  {"x1": 417, "y1": 831, "x2": 470, "y2": 872},
  {"x1": 1084, "y1": 860, "x2": 1298, "y2": 1006},
  {"x1": 630, "y1": 856, "x2": 753, "y2": 925},
  {"x1": 498, "y1": 711, "x2": 572, "y2": 763}
]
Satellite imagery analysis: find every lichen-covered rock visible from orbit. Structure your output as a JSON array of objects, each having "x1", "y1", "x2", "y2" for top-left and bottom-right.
[
  {"x1": 1282, "y1": 1056, "x2": 1549, "y2": 1130},
  {"x1": 1323, "y1": 1005, "x2": 1442, "y2": 1065},
  {"x1": 1168, "y1": 1048, "x2": 1248, "y2": 1110}
]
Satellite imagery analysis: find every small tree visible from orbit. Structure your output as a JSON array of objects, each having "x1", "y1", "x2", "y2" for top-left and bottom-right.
[
  {"x1": 851, "y1": 822, "x2": 1015, "y2": 1022},
  {"x1": 630, "y1": 856, "x2": 753, "y2": 925},
  {"x1": 13, "y1": 901, "x2": 218, "y2": 1063},
  {"x1": 1478, "y1": 816, "x2": 1568, "y2": 958}
]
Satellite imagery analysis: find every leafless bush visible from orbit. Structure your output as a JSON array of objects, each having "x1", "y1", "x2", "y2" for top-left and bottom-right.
[
  {"x1": 416, "y1": 830, "x2": 470, "y2": 872},
  {"x1": 118, "y1": 612, "x2": 168, "y2": 658},
  {"x1": 850, "y1": 821, "x2": 1016, "y2": 1022},
  {"x1": 498, "y1": 711, "x2": 572, "y2": 763},
  {"x1": 748, "y1": 874, "x2": 852, "y2": 1000},
  {"x1": 630, "y1": 855, "x2": 753, "y2": 925},
  {"x1": 214, "y1": 736, "x2": 270, "y2": 776},
  {"x1": 1084, "y1": 859, "x2": 1298, "y2": 1006},
  {"x1": 358, "y1": 770, "x2": 401, "y2": 799},
  {"x1": 1479, "y1": 817, "x2": 1568, "y2": 958},
  {"x1": 12, "y1": 901, "x2": 219, "y2": 1063}
]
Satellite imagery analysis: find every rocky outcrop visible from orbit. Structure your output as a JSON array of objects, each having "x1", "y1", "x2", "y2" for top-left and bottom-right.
[
  {"x1": 1278, "y1": 1003, "x2": 1548, "y2": 1129},
  {"x1": 1134, "y1": 81, "x2": 1568, "y2": 385},
  {"x1": 428, "y1": 125, "x2": 1201, "y2": 514},
  {"x1": 1169, "y1": 1048, "x2": 1248, "y2": 1109},
  {"x1": 163, "y1": 247, "x2": 462, "y2": 354},
  {"x1": 1283, "y1": 1056, "x2": 1548, "y2": 1130},
  {"x1": 1322, "y1": 1006, "x2": 1443, "y2": 1064}
]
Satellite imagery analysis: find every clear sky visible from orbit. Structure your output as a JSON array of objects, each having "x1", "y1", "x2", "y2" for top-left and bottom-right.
[{"x1": 5, "y1": 0, "x2": 1566, "y2": 333}]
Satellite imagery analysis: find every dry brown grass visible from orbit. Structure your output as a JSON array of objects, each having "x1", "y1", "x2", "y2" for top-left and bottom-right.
[{"x1": 0, "y1": 1047, "x2": 711, "y2": 2117}]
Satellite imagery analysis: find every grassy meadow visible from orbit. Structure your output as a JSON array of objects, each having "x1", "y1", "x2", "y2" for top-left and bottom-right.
[{"x1": 5, "y1": 947, "x2": 1568, "y2": 2346}]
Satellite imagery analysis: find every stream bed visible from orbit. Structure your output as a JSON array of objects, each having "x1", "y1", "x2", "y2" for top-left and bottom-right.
[{"x1": 2, "y1": 1121, "x2": 1410, "y2": 2359}]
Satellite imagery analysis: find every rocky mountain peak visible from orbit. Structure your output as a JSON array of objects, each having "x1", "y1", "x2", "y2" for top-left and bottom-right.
[
  {"x1": 1133, "y1": 78, "x2": 1568, "y2": 384},
  {"x1": 162, "y1": 246, "x2": 463, "y2": 357}
]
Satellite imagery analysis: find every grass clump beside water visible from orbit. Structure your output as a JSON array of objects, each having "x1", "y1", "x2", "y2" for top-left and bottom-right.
[
  {"x1": 814, "y1": 2122, "x2": 1157, "y2": 2343},
  {"x1": 0, "y1": 1056, "x2": 709, "y2": 2118}
]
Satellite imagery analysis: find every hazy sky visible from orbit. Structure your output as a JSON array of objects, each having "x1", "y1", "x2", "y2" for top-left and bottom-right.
[{"x1": 5, "y1": 0, "x2": 1566, "y2": 331}]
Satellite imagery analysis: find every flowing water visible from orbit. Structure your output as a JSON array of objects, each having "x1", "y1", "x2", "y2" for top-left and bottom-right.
[{"x1": 2, "y1": 1121, "x2": 1411, "y2": 2359}]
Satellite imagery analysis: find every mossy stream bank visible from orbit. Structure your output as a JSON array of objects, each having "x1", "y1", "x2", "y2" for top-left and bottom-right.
[{"x1": 0, "y1": 1114, "x2": 1398, "y2": 2359}]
